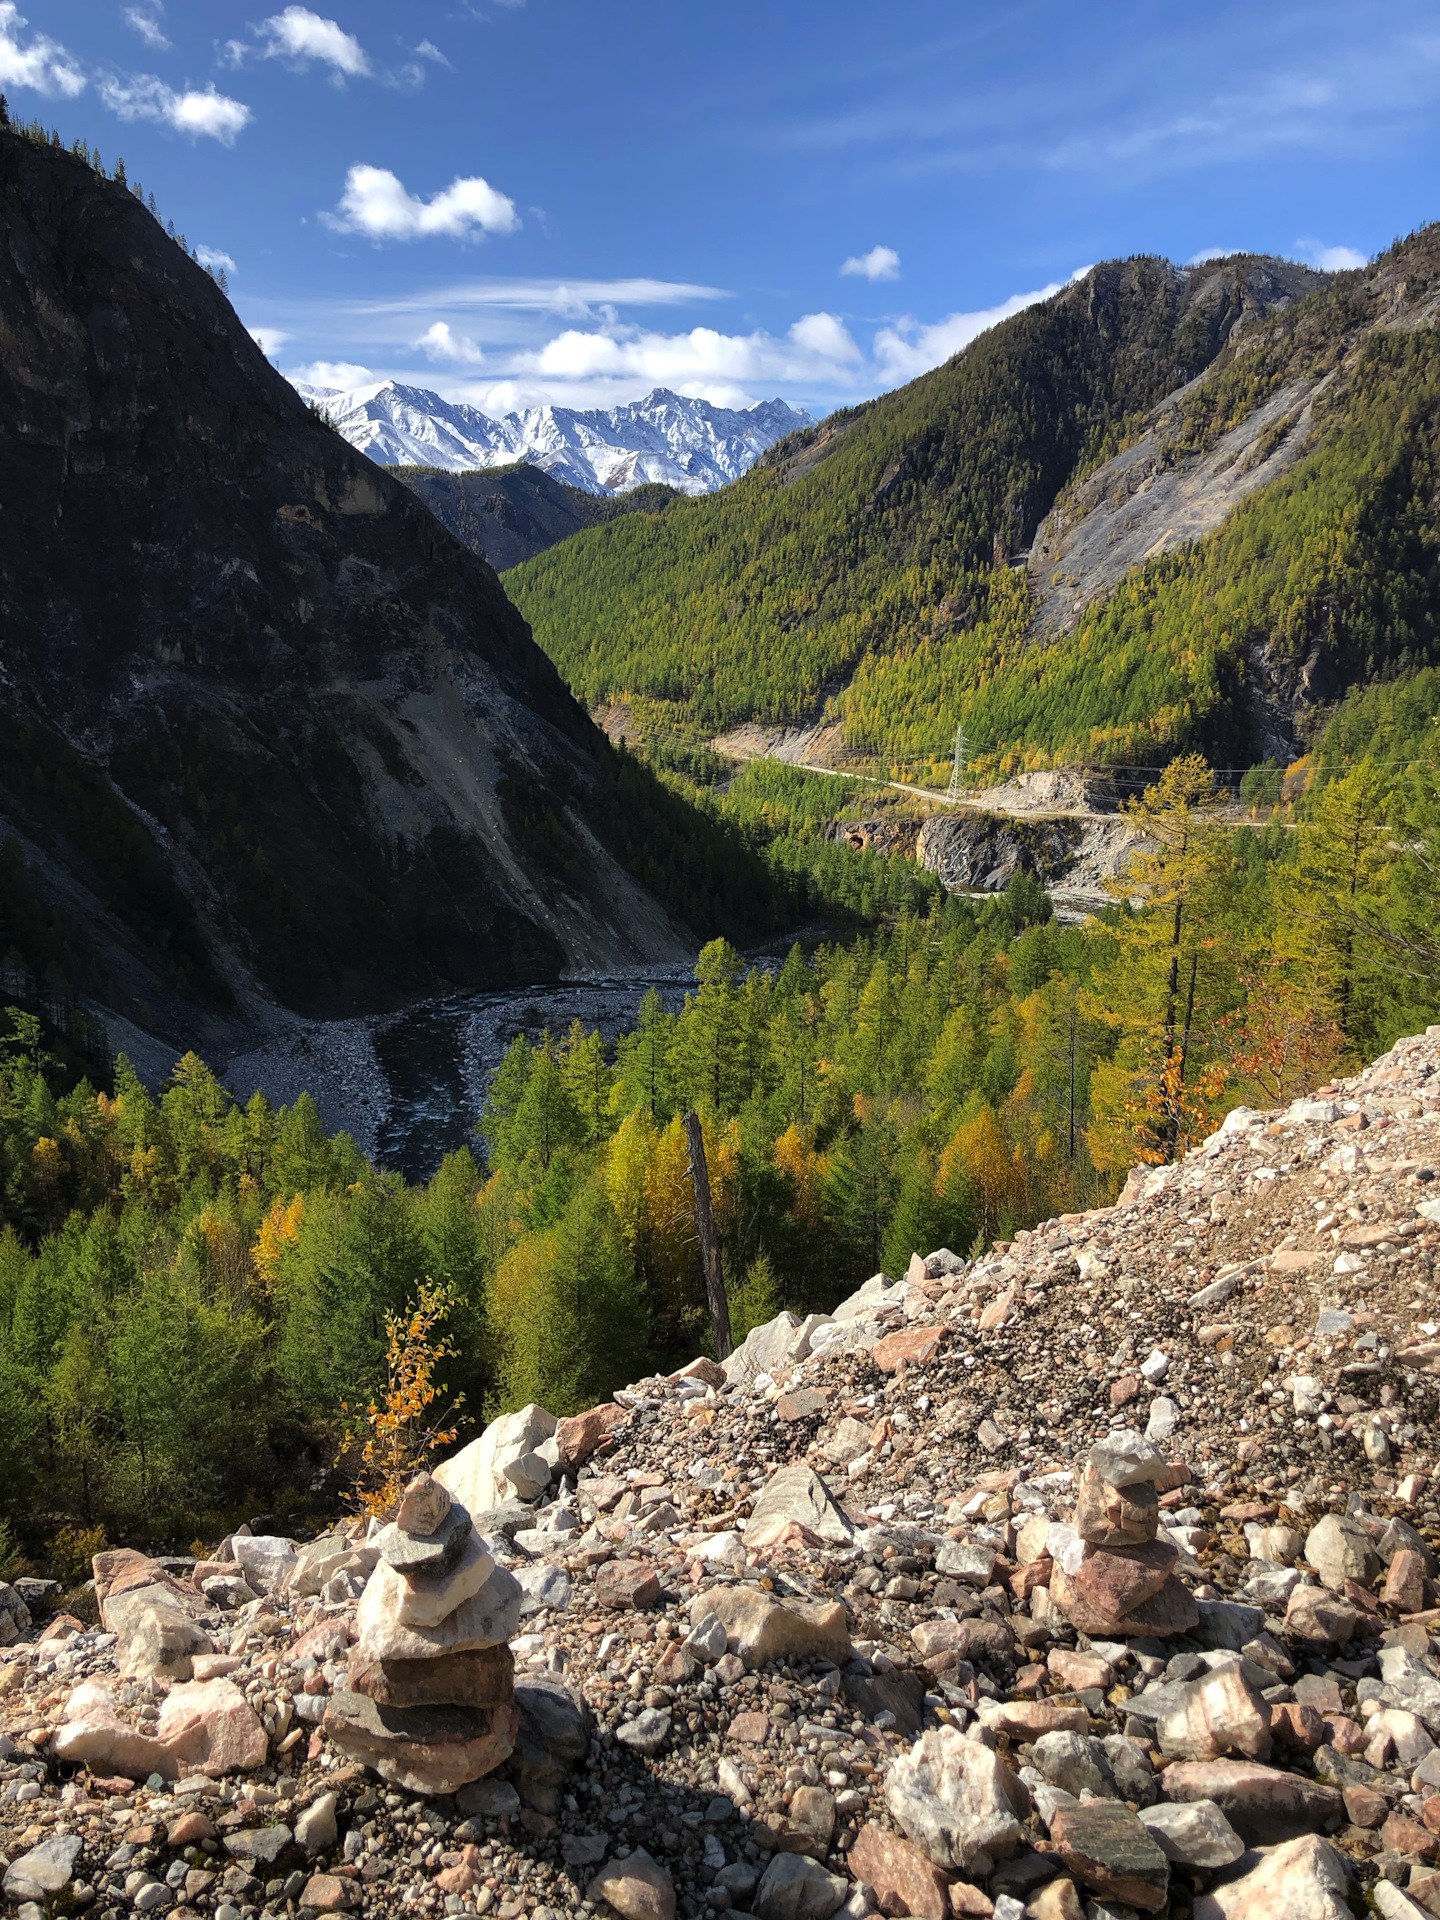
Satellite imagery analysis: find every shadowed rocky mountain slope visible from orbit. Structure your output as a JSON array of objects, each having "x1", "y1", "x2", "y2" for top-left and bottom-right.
[
  {"x1": 0, "y1": 130, "x2": 706, "y2": 1049},
  {"x1": 393, "y1": 465, "x2": 680, "y2": 573},
  {"x1": 3, "y1": 1028, "x2": 1440, "y2": 1920}
]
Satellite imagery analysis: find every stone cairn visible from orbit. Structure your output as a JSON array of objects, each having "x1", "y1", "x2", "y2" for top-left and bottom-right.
[
  {"x1": 323, "y1": 1472, "x2": 525, "y2": 1794},
  {"x1": 1049, "y1": 1429, "x2": 1200, "y2": 1640}
]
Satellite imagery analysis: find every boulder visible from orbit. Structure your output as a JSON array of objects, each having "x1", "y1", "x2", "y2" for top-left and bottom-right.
[
  {"x1": 846, "y1": 1823, "x2": 950, "y2": 1920},
  {"x1": 295, "y1": 1793, "x2": 339, "y2": 1855},
  {"x1": 596, "y1": 1560, "x2": 662, "y2": 1609},
  {"x1": 322, "y1": 1689, "x2": 518, "y2": 1795},
  {"x1": 231, "y1": 1534, "x2": 299, "y2": 1595},
  {"x1": 353, "y1": 1557, "x2": 522, "y2": 1663},
  {"x1": 616, "y1": 1708, "x2": 671, "y2": 1757},
  {"x1": 689, "y1": 1586, "x2": 851, "y2": 1669},
  {"x1": 510, "y1": 1677, "x2": 592, "y2": 1813},
  {"x1": 1051, "y1": 1560, "x2": 1197, "y2": 1638},
  {"x1": 348, "y1": 1642, "x2": 514, "y2": 1711},
  {"x1": 587, "y1": 1848, "x2": 675, "y2": 1920},
  {"x1": 1160, "y1": 1758, "x2": 1344, "y2": 1844},
  {"x1": 3, "y1": 1835, "x2": 82, "y2": 1901},
  {"x1": 1304, "y1": 1513, "x2": 1382, "y2": 1590},
  {"x1": 1154, "y1": 1664, "x2": 1273, "y2": 1762},
  {"x1": 50, "y1": 1679, "x2": 182, "y2": 1779},
  {"x1": 1192, "y1": 1834, "x2": 1351, "y2": 1920},
  {"x1": 752, "y1": 1851, "x2": 849, "y2": 1920},
  {"x1": 885, "y1": 1724, "x2": 1028, "y2": 1873},
  {"x1": 436, "y1": 1403, "x2": 558, "y2": 1517},
  {"x1": 724, "y1": 1312, "x2": 805, "y2": 1387},
  {"x1": 744, "y1": 1463, "x2": 854, "y2": 1548},
  {"x1": 1137, "y1": 1799, "x2": 1245, "y2": 1867},
  {"x1": 556, "y1": 1403, "x2": 628, "y2": 1470},
  {"x1": 1284, "y1": 1583, "x2": 1364, "y2": 1645},
  {"x1": 154, "y1": 1677, "x2": 268, "y2": 1775},
  {"x1": 1072, "y1": 1538, "x2": 1177, "y2": 1617},
  {"x1": 0, "y1": 1582, "x2": 32, "y2": 1644},
  {"x1": 1033, "y1": 1732, "x2": 1117, "y2": 1799},
  {"x1": 1047, "y1": 1801, "x2": 1170, "y2": 1912},
  {"x1": 223, "y1": 1825, "x2": 292, "y2": 1866}
]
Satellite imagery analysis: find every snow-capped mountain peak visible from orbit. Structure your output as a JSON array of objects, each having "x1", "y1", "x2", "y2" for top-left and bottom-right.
[{"x1": 292, "y1": 379, "x2": 813, "y2": 495}]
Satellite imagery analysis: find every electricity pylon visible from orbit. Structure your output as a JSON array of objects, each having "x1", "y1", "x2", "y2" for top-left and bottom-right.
[{"x1": 945, "y1": 720, "x2": 967, "y2": 802}]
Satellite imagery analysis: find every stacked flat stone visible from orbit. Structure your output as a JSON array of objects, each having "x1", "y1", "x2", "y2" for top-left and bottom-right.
[
  {"x1": 323, "y1": 1472, "x2": 524, "y2": 1794},
  {"x1": 1050, "y1": 1430, "x2": 1199, "y2": 1639}
]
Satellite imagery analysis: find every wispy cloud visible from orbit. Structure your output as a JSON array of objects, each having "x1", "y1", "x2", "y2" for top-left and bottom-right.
[
  {"x1": 198, "y1": 245, "x2": 237, "y2": 272},
  {"x1": 323, "y1": 165, "x2": 520, "y2": 241},
  {"x1": 873, "y1": 281, "x2": 1065, "y2": 381},
  {"x1": 0, "y1": 2, "x2": 85, "y2": 96},
  {"x1": 841, "y1": 245, "x2": 900, "y2": 282},
  {"x1": 249, "y1": 326, "x2": 291, "y2": 356},
  {"x1": 228, "y1": 7, "x2": 370, "y2": 78},
  {"x1": 98, "y1": 73, "x2": 252, "y2": 142},
  {"x1": 122, "y1": 3, "x2": 169, "y2": 51},
  {"x1": 290, "y1": 358, "x2": 372, "y2": 388},
  {"x1": 354, "y1": 277, "x2": 728, "y2": 319}
]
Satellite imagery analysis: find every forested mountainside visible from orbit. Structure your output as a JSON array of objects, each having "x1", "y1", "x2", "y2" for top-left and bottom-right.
[
  {"x1": 394, "y1": 463, "x2": 679, "y2": 572},
  {"x1": 508, "y1": 239, "x2": 1440, "y2": 780},
  {"x1": 0, "y1": 126, "x2": 788, "y2": 1050}
]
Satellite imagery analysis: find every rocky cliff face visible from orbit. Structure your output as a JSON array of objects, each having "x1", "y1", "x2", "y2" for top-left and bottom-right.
[
  {"x1": 0, "y1": 133, "x2": 687, "y2": 1041},
  {"x1": 4, "y1": 1029, "x2": 1440, "y2": 1920},
  {"x1": 394, "y1": 465, "x2": 679, "y2": 573}
]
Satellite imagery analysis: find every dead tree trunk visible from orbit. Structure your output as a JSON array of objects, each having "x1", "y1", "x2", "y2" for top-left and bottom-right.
[{"x1": 683, "y1": 1109, "x2": 733, "y2": 1360}]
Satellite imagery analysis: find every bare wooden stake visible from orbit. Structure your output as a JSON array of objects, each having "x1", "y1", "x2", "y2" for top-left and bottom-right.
[{"x1": 683, "y1": 1109, "x2": 733, "y2": 1361}]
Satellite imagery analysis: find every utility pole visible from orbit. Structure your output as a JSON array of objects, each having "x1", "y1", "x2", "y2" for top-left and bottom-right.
[
  {"x1": 683, "y1": 1111, "x2": 733, "y2": 1360},
  {"x1": 945, "y1": 719, "x2": 967, "y2": 804}
]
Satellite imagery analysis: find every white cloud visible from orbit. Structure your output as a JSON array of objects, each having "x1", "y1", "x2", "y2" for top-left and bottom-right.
[
  {"x1": 0, "y1": 2, "x2": 85, "y2": 96},
  {"x1": 841, "y1": 244, "x2": 900, "y2": 282},
  {"x1": 357, "y1": 277, "x2": 725, "y2": 317},
  {"x1": 416, "y1": 320, "x2": 483, "y2": 365},
  {"x1": 873, "y1": 280, "x2": 1064, "y2": 381},
  {"x1": 249, "y1": 7, "x2": 370, "y2": 77},
  {"x1": 198, "y1": 245, "x2": 236, "y2": 272},
  {"x1": 414, "y1": 39, "x2": 448, "y2": 65},
  {"x1": 1295, "y1": 237, "x2": 1368, "y2": 271},
  {"x1": 249, "y1": 326, "x2": 290, "y2": 355},
  {"x1": 122, "y1": 4, "x2": 169, "y2": 51},
  {"x1": 324, "y1": 165, "x2": 519, "y2": 241},
  {"x1": 520, "y1": 312, "x2": 862, "y2": 390},
  {"x1": 289, "y1": 358, "x2": 373, "y2": 389},
  {"x1": 99, "y1": 73, "x2": 252, "y2": 142}
]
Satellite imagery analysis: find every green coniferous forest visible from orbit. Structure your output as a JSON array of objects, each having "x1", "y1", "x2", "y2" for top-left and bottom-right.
[
  {"x1": 5, "y1": 739, "x2": 1440, "y2": 1558},
  {"x1": 505, "y1": 234, "x2": 1440, "y2": 783}
]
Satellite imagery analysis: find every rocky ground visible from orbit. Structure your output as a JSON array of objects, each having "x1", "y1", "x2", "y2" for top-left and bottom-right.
[{"x1": 6, "y1": 1028, "x2": 1440, "y2": 1920}]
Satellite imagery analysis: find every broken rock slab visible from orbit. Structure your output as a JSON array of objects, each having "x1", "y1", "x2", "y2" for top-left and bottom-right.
[
  {"x1": 1047, "y1": 1801, "x2": 1170, "y2": 1913},
  {"x1": 1192, "y1": 1834, "x2": 1352, "y2": 1920},
  {"x1": 321, "y1": 1689, "x2": 518, "y2": 1796},
  {"x1": 1137, "y1": 1799, "x2": 1245, "y2": 1867},
  {"x1": 846, "y1": 1823, "x2": 950, "y2": 1920},
  {"x1": 1160, "y1": 1758, "x2": 1345, "y2": 1844},
  {"x1": 353, "y1": 1558, "x2": 523, "y2": 1664},
  {"x1": 688, "y1": 1586, "x2": 851, "y2": 1669},
  {"x1": 154, "y1": 1677, "x2": 268, "y2": 1775},
  {"x1": 436, "y1": 1403, "x2": 558, "y2": 1517},
  {"x1": 50, "y1": 1679, "x2": 183, "y2": 1780},
  {"x1": 743, "y1": 1463, "x2": 855, "y2": 1549},
  {"x1": 885, "y1": 1724, "x2": 1029, "y2": 1874}
]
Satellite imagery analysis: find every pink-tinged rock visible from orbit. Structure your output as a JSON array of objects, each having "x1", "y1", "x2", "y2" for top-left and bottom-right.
[
  {"x1": 1193, "y1": 1835, "x2": 1350, "y2": 1920},
  {"x1": 848, "y1": 1823, "x2": 950, "y2": 1920},
  {"x1": 50, "y1": 1680, "x2": 181, "y2": 1780},
  {"x1": 166, "y1": 1812, "x2": 216, "y2": 1847},
  {"x1": 300, "y1": 1875, "x2": 363, "y2": 1912},
  {"x1": 1110, "y1": 1374, "x2": 1143, "y2": 1409},
  {"x1": 1048, "y1": 1648, "x2": 1115, "y2": 1692},
  {"x1": 1073, "y1": 1465, "x2": 1161, "y2": 1547},
  {"x1": 653, "y1": 1641, "x2": 697, "y2": 1686},
  {"x1": 322, "y1": 1690, "x2": 518, "y2": 1795},
  {"x1": 874, "y1": 1326, "x2": 946, "y2": 1372},
  {"x1": 1270, "y1": 1701, "x2": 1326, "y2": 1753},
  {"x1": 1386, "y1": 1549, "x2": 1429, "y2": 1613},
  {"x1": 1383, "y1": 1813, "x2": 1438, "y2": 1861},
  {"x1": 1271, "y1": 1250, "x2": 1321, "y2": 1271},
  {"x1": 395, "y1": 1473, "x2": 451, "y2": 1537},
  {"x1": 1285, "y1": 1584, "x2": 1364, "y2": 1645},
  {"x1": 1051, "y1": 1560, "x2": 1197, "y2": 1639},
  {"x1": 434, "y1": 1846, "x2": 484, "y2": 1894},
  {"x1": 557, "y1": 1403, "x2": 629, "y2": 1470},
  {"x1": 1027, "y1": 1880, "x2": 1084, "y2": 1920},
  {"x1": 155, "y1": 1678, "x2": 268, "y2": 1776},
  {"x1": 1073, "y1": 1538, "x2": 1178, "y2": 1617},
  {"x1": 950, "y1": 1883, "x2": 995, "y2": 1917},
  {"x1": 587, "y1": 1846, "x2": 676, "y2": 1920},
  {"x1": 1048, "y1": 1801, "x2": 1170, "y2": 1912},
  {"x1": 913, "y1": 1619, "x2": 971, "y2": 1659},
  {"x1": 596, "y1": 1559, "x2": 662, "y2": 1610},
  {"x1": 979, "y1": 1698, "x2": 1090, "y2": 1739},
  {"x1": 884, "y1": 1727, "x2": 1028, "y2": 1875},
  {"x1": 1161, "y1": 1758, "x2": 1344, "y2": 1844},
  {"x1": 1324, "y1": 1714, "x2": 1369, "y2": 1755},
  {"x1": 1343, "y1": 1784, "x2": 1388, "y2": 1829},
  {"x1": 1155, "y1": 1665, "x2": 1273, "y2": 1763},
  {"x1": 190, "y1": 1655, "x2": 241, "y2": 1682},
  {"x1": 672, "y1": 1356, "x2": 726, "y2": 1389},
  {"x1": 729, "y1": 1711, "x2": 770, "y2": 1744}
]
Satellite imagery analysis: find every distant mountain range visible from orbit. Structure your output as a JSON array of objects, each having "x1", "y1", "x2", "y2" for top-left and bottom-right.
[{"x1": 294, "y1": 380, "x2": 813, "y2": 495}]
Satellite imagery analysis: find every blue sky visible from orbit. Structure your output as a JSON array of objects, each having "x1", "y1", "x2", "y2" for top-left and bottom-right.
[{"x1": 11, "y1": 0, "x2": 1440, "y2": 418}]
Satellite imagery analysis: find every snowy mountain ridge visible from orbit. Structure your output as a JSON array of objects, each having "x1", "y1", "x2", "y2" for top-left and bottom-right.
[{"x1": 293, "y1": 378, "x2": 814, "y2": 495}]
